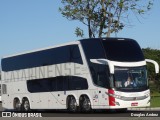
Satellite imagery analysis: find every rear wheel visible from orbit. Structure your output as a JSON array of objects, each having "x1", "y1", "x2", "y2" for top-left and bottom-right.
[
  {"x1": 22, "y1": 98, "x2": 30, "y2": 112},
  {"x1": 80, "y1": 96, "x2": 91, "y2": 112},
  {"x1": 68, "y1": 96, "x2": 78, "y2": 112},
  {"x1": 14, "y1": 99, "x2": 21, "y2": 111}
]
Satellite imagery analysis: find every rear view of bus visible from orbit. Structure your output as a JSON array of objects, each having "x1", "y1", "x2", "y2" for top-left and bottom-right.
[{"x1": 80, "y1": 38, "x2": 159, "y2": 109}]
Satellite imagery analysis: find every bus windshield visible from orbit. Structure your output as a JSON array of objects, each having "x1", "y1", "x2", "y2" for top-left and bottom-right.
[
  {"x1": 114, "y1": 66, "x2": 148, "y2": 89},
  {"x1": 102, "y1": 39, "x2": 144, "y2": 62}
]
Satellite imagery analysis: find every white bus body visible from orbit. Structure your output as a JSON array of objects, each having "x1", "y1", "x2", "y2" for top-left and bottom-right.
[{"x1": 1, "y1": 38, "x2": 159, "y2": 112}]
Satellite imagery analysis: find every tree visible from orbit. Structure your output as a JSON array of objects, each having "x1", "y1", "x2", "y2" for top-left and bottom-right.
[
  {"x1": 142, "y1": 48, "x2": 160, "y2": 93},
  {"x1": 59, "y1": 0, "x2": 153, "y2": 38}
]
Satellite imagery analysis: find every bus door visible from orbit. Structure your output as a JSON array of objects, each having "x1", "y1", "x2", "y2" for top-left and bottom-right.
[{"x1": 96, "y1": 70, "x2": 110, "y2": 106}]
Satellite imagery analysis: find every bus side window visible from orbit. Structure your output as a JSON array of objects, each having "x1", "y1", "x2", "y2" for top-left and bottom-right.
[
  {"x1": 51, "y1": 78, "x2": 57, "y2": 91},
  {"x1": 57, "y1": 76, "x2": 64, "y2": 91},
  {"x1": 63, "y1": 76, "x2": 69, "y2": 91},
  {"x1": 70, "y1": 45, "x2": 83, "y2": 64},
  {"x1": 68, "y1": 76, "x2": 88, "y2": 90}
]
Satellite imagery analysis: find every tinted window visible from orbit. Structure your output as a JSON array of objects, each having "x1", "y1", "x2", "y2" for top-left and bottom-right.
[
  {"x1": 63, "y1": 77, "x2": 69, "y2": 90},
  {"x1": 57, "y1": 76, "x2": 64, "y2": 91},
  {"x1": 27, "y1": 79, "x2": 52, "y2": 92},
  {"x1": 81, "y1": 38, "x2": 144, "y2": 88},
  {"x1": 69, "y1": 76, "x2": 88, "y2": 90},
  {"x1": 80, "y1": 39, "x2": 110, "y2": 88},
  {"x1": 51, "y1": 78, "x2": 57, "y2": 91},
  {"x1": 27, "y1": 76, "x2": 88, "y2": 93},
  {"x1": 102, "y1": 39, "x2": 144, "y2": 62},
  {"x1": 90, "y1": 64, "x2": 110, "y2": 88},
  {"x1": 80, "y1": 39, "x2": 106, "y2": 60},
  {"x1": 2, "y1": 45, "x2": 83, "y2": 72},
  {"x1": 70, "y1": 45, "x2": 83, "y2": 64}
]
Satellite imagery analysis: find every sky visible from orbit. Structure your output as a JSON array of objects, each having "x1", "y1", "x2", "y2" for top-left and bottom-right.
[{"x1": 0, "y1": 0, "x2": 160, "y2": 58}]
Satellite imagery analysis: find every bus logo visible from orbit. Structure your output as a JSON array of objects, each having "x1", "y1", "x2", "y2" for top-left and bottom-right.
[{"x1": 2, "y1": 112, "x2": 11, "y2": 117}]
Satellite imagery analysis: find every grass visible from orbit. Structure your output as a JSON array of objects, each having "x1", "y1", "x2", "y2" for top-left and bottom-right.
[
  {"x1": 150, "y1": 86, "x2": 160, "y2": 107},
  {"x1": 149, "y1": 81, "x2": 160, "y2": 107},
  {"x1": 150, "y1": 96, "x2": 160, "y2": 107}
]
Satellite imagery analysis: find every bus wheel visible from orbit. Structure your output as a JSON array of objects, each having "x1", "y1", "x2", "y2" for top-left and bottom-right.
[
  {"x1": 68, "y1": 96, "x2": 77, "y2": 112},
  {"x1": 80, "y1": 96, "x2": 91, "y2": 112},
  {"x1": 22, "y1": 98, "x2": 30, "y2": 112},
  {"x1": 14, "y1": 98, "x2": 21, "y2": 111}
]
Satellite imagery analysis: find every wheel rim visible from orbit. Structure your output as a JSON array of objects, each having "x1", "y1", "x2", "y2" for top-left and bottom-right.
[
  {"x1": 69, "y1": 98, "x2": 77, "y2": 111},
  {"x1": 15, "y1": 101, "x2": 20, "y2": 110},
  {"x1": 24, "y1": 101, "x2": 30, "y2": 111},
  {"x1": 83, "y1": 98, "x2": 91, "y2": 111}
]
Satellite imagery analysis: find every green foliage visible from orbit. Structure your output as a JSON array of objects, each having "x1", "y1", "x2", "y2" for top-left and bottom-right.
[
  {"x1": 75, "y1": 27, "x2": 84, "y2": 37},
  {"x1": 142, "y1": 48, "x2": 160, "y2": 80},
  {"x1": 59, "y1": 0, "x2": 153, "y2": 38},
  {"x1": 143, "y1": 48, "x2": 160, "y2": 94}
]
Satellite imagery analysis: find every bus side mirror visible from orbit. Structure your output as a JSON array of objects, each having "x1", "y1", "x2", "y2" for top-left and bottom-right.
[
  {"x1": 90, "y1": 59, "x2": 114, "y2": 74},
  {"x1": 90, "y1": 59, "x2": 108, "y2": 65},
  {"x1": 145, "y1": 59, "x2": 159, "y2": 74}
]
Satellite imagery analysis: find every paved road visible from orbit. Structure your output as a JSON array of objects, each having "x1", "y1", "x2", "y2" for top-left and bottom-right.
[{"x1": 0, "y1": 103, "x2": 159, "y2": 120}]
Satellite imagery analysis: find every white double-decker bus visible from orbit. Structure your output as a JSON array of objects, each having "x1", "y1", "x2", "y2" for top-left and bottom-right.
[{"x1": 1, "y1": 38, "x2": 159, "y2": 112}]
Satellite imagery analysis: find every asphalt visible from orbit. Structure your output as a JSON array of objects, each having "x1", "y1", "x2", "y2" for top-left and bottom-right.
[
  {"x1": 128, "y1": 107, "x2": 160, "y2": 111},
  {"x1": 0, "y1": 102, "x2": 160, "y2": 120},
  {"x1": 0, "y1": 101, "x2": 160, "y2": 111}
]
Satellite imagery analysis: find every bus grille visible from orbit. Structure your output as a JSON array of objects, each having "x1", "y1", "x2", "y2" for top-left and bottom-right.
[{"x1": 120, "y1": 95, "x2": 147, "y2": 101}]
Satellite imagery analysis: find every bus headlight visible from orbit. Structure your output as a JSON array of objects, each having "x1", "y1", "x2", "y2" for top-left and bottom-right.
[
  {"x1": 145, "y1": 93, "x2": 149, "y2": 97},
  {"x1": 106, "y1": 92, "x2": 122, "y2": 99},
  {"x1": 144, "y1": 91, "x2": 150, "y2": 97},
  {"x1": 115, "y1": 95, "x2": 122, "y2": 99}
]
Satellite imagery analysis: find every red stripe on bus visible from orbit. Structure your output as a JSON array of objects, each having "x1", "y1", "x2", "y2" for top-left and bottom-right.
[{"x1": 108, "y1": 89, "x2": 115, "y2": 106}]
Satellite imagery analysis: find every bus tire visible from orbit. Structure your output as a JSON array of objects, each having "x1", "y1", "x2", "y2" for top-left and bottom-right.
[
  {"x1": 13, "y1": 98, "x2": 21, "y2": 111},
  {"x1": 22, "y1": 98, "x2": 30, "y2": 112},
  {"x1": 68, "y1": 96, "x2": 78, "y2": 112},
  {"x1": 80, "y1": 96, "x2": 91, "y2": 112}
]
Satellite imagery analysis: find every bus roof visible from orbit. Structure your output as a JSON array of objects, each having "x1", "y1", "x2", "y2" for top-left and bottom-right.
[
  {"x1": 2, "y1": 40, "x2": 79, "y2": 59},
  {"x1": 2, "y1": 37, "x2": 133, "y2": 59}
]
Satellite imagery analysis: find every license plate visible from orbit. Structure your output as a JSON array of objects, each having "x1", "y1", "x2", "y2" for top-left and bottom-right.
[{"x1": 131, "y1": 102, "x2": 138, "y2": 106}]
